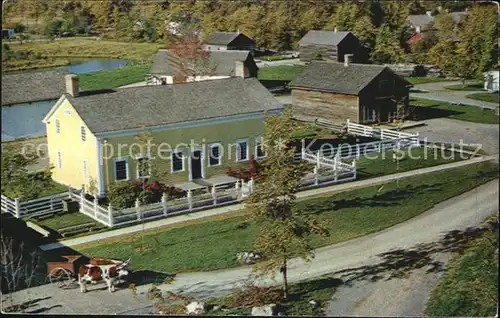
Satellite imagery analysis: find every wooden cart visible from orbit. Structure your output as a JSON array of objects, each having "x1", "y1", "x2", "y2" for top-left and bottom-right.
[{"x1": 46, "y1": 255, "x2": 85, "y2": 288}]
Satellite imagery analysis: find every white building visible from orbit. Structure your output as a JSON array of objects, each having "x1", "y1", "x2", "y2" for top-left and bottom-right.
[{"x1": 484, "y1": 70, "x2": 499, "y2": 92}]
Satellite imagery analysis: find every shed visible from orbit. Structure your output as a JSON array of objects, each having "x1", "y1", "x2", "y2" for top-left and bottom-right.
[
  {"x1": 203, "y1": 32, "x2": 255, "y2": 55},
  {"x1": 298, "y1": 30, "x2": 364, "y2": 63}
]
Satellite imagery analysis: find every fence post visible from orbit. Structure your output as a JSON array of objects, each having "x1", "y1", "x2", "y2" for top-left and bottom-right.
[
  {"x1": 313, "y1": 167, "x2": 319, "y2": 185},
  {"x1": 346, "y1": 118, "x2": 350, "y2": 133},
  {"x1": 301, "y1": 147, "x2": 305, "y2": 160},
  {"x1": 381, "y1": 128, "x2": 384, "y2": 140},
  {"x1": 108, "y1": 204, "x2": 114, "y2": 227},
  {"x1": 211, "y1": 186, "x2": 217, "y2": 206},
  {"x1": 356, "y1": 144, "x2": 360, "y2": 158},
  {"x1": 14, "y1": 198, "x2": 21, "y2": 218},
  {"x1": 316, "y1": 152, "x2": 320, "y2": 168},
  {"x1": 93, "y1": 197, "x2": 98, "y2": 218},
  {"x1": 67, "y1": 186, "x2": 72, "y2": 199},
  {"x1": 135, "y1": 199, "x2": 141, "y2": 221},
  {"x1": 187, "y1": 190, "x2": 193, "y2": 210},
  {"x1": 49, "y1": 197, "x2": 54, "y2": 211},
  {"x1": 248, "y1": 178, "x2": 254, "y2": 193},
  {"x1": 379, "y1": 140, "x2": 382, "y2": 153},
  {"x1": 235, "y1": 181, "x2": 241, "y2": 200},
  {"x1": 162, "y1": 193, "x2": 168, "y2": 216},
  {"x1": 352, "y1": 159, "x2": 357, "y2": 180}
]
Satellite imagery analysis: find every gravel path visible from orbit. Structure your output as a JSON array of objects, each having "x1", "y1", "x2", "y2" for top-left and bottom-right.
[{"x1": 5, "y1": 179, "x2": 498, "y2": 314}]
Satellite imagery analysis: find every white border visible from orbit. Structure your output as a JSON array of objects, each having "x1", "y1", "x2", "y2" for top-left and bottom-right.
[
  {"x1": 255, "y1": 136, "x2": 266, "y2": 159},
  {"x1": 170, "y1": 150, "x2": 185, "y2": 174},
  {"x1": 235, "y1": 138, "x2": 249, "y2": 162},
  {"x1": 207, "y1": 143, "x2": 223, "y2": 167}
]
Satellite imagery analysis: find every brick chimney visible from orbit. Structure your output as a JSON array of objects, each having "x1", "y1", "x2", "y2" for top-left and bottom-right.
[
  {"x1": 344, "y1": 54, "x2": 353, "y2": 67},
  {"x1": 65, "y1": 74, "x2": 79, "y2": 97},
  {"x1": 234, "y1": 61, "x2": 249, "y2": 78}
]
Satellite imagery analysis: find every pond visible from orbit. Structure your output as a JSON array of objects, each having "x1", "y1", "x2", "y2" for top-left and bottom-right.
[{"x1": 66, "y1": 58, "x2": 128, "y2": 74}]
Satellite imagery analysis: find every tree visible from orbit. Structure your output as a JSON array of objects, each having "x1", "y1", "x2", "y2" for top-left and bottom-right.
[
  {"x1": 167, "y1": 31, "x2": 214, "y2": 83},
  {"x1": 428, "y1": 12, "x2": 457, "y2": 70},
  {"x1": 1, "y1": 234, "x2": 40, "y2": 312},
  {"x1": 371, "y1": 24, "x2": 405, "y2": 64},
  {"x1": 1, "y1": 144, "x2": 54, "y2": 200},
  {"x1": 245, "y1": 109, "x2": 329, "y2": 299}
]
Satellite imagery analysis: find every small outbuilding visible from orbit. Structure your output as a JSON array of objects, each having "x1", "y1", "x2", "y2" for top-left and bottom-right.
[
  {"x1": 203, "y1": 32, "x2": 255, "y2": 55},
  {"x1": 289, "y1": 58, "x2": 412, "y2": 124},
  {"x1": 484, "y1": 70, "x2": 499, "y2": 92},
  {"x1": 297, "y1": 30, "x2": 364, "y2": 63}
]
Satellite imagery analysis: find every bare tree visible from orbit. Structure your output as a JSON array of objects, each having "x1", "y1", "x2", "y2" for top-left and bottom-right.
[{"x1": 0, "y1": 234, "x2": 40, "y2": 312}]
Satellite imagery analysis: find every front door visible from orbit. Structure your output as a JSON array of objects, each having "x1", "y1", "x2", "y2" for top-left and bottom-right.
[{"x1": 190, "y1": 150, "x2": 202, "y2": 180}]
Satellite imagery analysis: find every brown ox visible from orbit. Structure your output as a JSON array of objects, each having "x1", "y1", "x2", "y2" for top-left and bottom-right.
[{"x1": 78, "y1": 258, "x2": 131, "y2": 293}]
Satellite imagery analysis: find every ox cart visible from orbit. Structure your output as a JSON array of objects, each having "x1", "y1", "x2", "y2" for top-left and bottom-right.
[
  {"x1": 46, "y1": 255, "x2": 86, "y2": 288},
  {"x1": 46, "y1": 256, "x2": 131, "y2": 292}
]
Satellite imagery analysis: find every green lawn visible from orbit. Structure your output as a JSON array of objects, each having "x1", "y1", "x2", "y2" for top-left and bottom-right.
[
  {"x1": 407, "y1": 77, "x2": 455, "y2": 85},
  {"x1": 3, "y1": 39, "x2": 161, "y2": 72},
  {"x1": 410, "y1": 97, "x2": 499, "y2": 124},
  {"x1": 258, "y1": 65, "x2": 305, "y2": 81},
  {"x1": 445, "y1": 83, "x2": 484, "y2": 91},
  {"x1": 425, "y1": 220, "x2": 498, "y2": 316},
  {"x1": 35, "y1": 212, "x2": 97, "y2": 231},
  {"x1": 73, "y1": 162, "x2": 498, "y2": 274},
  {"x1": 78, "y1": 64, "x2": 151, "y2": 91},
  {"x1": 466, "y1": 92, "x2": 500, "y2": 104},
  {"x1": 354, "y1": 147, "x2": 468, "y2": 179}
]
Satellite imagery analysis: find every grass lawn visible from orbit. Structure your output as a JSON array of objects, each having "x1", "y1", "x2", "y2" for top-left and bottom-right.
[
  {"x1": 258, "y1": 55, "x2": 296, "y2": 62},
  {"x1": 425, "y1": 219, "x2": 498, "y2": 317},
  {"x1": 407, "y1": 77, "x2": 455, "y2": 85},
  {"x1": 3, "y1": 39, "x2": 162, "y2": 72},
  {"x1": 445, "y1": 82, "x2": 484, "y2": 91},
  {"x1": 73, "y1": 161, "x2": 498, "y2": 274},
  {"x1": 466, "y1": 92, "x2": 500, "y2": 104},
  {"x1": 410, "y1": 97, "x2": 499, "y2": 124},
  {"x1": 35, "y1": 212, "x2": 98, "y2": 231},
  {"x1": 258, "y1": 65, "x2": 305, "y2": 81},
  {"x1": 79, "y1": 64, "x2": 151, "y2": 91},
  {"x1": 354, "y1": 147, "x2": 468, "y2": 180}
]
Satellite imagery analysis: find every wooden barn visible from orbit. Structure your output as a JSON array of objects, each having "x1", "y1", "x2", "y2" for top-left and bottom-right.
[
  {"x1": 289, "y1": 59, "x2": 412, "y2": 124},
  {"x1": 298, "y1": 30, "x2": 365, "y2": 63}
]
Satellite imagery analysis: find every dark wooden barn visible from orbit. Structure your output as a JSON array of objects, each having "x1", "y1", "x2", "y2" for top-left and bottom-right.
[{"x1": 298, "y1": 30, "x2": 365, "y2": 63}]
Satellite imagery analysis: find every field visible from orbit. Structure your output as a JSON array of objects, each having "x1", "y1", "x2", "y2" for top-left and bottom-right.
[
  {"x1": 425, "y1": 218, "x2": 498, "y2": 316},
  {"x1": 444, "y1": 82, "x2": 484, "y2": 91},
  {"x1": 3, "y1": 39, "x2": 162, "y2": 72},
  {"x1": 79, "y1": 64, "x2": 151, "y2": 91},
  {"x1": 406, "y1": 77, "x2": 455, "y2": 85},
  {"x1": 410, "y1": 97, "x2": 499, "y2": 124},
  {"x1": 72, "y1": 162, "x2": 498, "y2": 274},
  {"x1": 258, "y1": 65, "x2": 305, "y2": 81},
  {"x1": 466, "y1": 92, "x2": 500, "y2": 104}
]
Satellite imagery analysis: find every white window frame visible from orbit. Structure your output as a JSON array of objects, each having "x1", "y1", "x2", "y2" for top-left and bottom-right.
[
  {"x1": 57, "y1": 150, "x2": 62, "y2": 169},
  {"x1": 55, "y1": 119, "x2": 61, "y2": 134},
  {"x1": 171, "y1": 151, "x2": 185, "y2": 173},
  {"x1": 207, "y1": 143, "x2": 223, "y2": 167},
  {"x1": 255, "y1": 136, "x2": 267, "y2": 159},
  {"x1": 114, "y1": 158, "x2": 129, "y2": 181},
  {"x1": 236, "y1": 138, "x2": 249, "y2": 162},
  {"x1": 80, "y1": 126, "x2": 86, "y2": 142},
  {"x1": 136, "y1": 155, "x2": 151, "y2": 179},
  {"x1": 82, "y1": 159, "x2": 88, "y2": 180}
]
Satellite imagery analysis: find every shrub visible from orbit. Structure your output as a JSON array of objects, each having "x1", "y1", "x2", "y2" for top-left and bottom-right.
[
  {"x1": 107, "y1": 180, "x2": 185, "y2": 208},
  {"x1": 226, "y1": 155, "x2": 263, "y2": 181},
  {"x1": 107, "y1": 181, "x2": 141, "y2": 209}
]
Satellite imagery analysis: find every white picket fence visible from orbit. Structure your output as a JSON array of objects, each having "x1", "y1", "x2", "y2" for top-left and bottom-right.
[
  {"x1": 346, "y1": 119, "x2": 420, "y2": 144},
  {"x1": 1, "y1": 192, "x2": 69, "y2": 219}
]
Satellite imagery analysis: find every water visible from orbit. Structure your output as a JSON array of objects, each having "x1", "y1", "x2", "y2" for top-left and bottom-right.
[
  {"x1": 2, "y1": 59, "x2": 129, "y2": 141},
  {"x1": 66, "y1": 58, "x2": 128, "y2": 74}
]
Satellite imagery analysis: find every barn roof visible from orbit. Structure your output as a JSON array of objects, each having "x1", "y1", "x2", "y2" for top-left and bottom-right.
[
  {"x1": 298, "y1": 31, "x2": 352, "y2": 46},
  {"x1": 63, "y1": 77, "x2": 282, "y2": 134},
  {"x1": 2, "y1": 68, "x2": 68, "y2": 106},
  {"x1": 406, "y1": 14, "x2": 434, "y2": 28},
  {"x1": 204, "y1": 31, "x2": 253, "y2": 46},
  {"x1": 150, "y1": 49, "x2": 254, "y2": 76},
  {"x1": 289, "y1": 61, "x2": 410, "y2": 95}
]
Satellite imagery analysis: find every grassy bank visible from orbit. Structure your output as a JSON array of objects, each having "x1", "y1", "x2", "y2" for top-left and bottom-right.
[
  {"x1": 425, "y1": 218, "x2": 498, "y2": 316},
  {"x1": 258, "y1": 65, "x2": 305, "y2": 81},
  {"x1": 79, "y1": 64, "x2": 151, "y2": 91},
  {"x1": 3, "y1": 39, "x2": 162, "y2": 72},
  {"x1": 466, "y1": 92, "x2": 500, "y2": 104},
  {"x1": 407, "y1": 77, "x2": 455, "y2": 85},
  {"x1": 73, "y1": 161, "x2": 498, "y2": 274},
  {"x1": 445, "y1": 82, "x2": 483, "y2": 91},
  {"x1": 410, "y1": 97, "x2": 499, "y2": 124}
]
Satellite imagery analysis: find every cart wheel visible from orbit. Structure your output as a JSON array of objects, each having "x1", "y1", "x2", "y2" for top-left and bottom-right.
[{"x1": 48, "y1": 267, "x2": 73, "y2": 288}]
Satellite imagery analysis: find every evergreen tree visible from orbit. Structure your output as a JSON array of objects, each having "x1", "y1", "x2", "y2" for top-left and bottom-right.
[{"x1": 371, "y1": 24, "x2": 405, "y2": 64}]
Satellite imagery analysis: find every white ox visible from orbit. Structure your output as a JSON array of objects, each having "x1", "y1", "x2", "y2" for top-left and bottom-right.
[{"x1": 78, "y1": 258, "x2": 131, "y2": 293}]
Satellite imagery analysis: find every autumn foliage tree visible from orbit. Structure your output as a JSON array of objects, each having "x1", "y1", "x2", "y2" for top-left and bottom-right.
[
  {"x1": 167, "y1": 32, "x2": 214, "y2": 83},
  {"x1": 245, "y1": 109, "x2": 329, "y2": 299}
]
